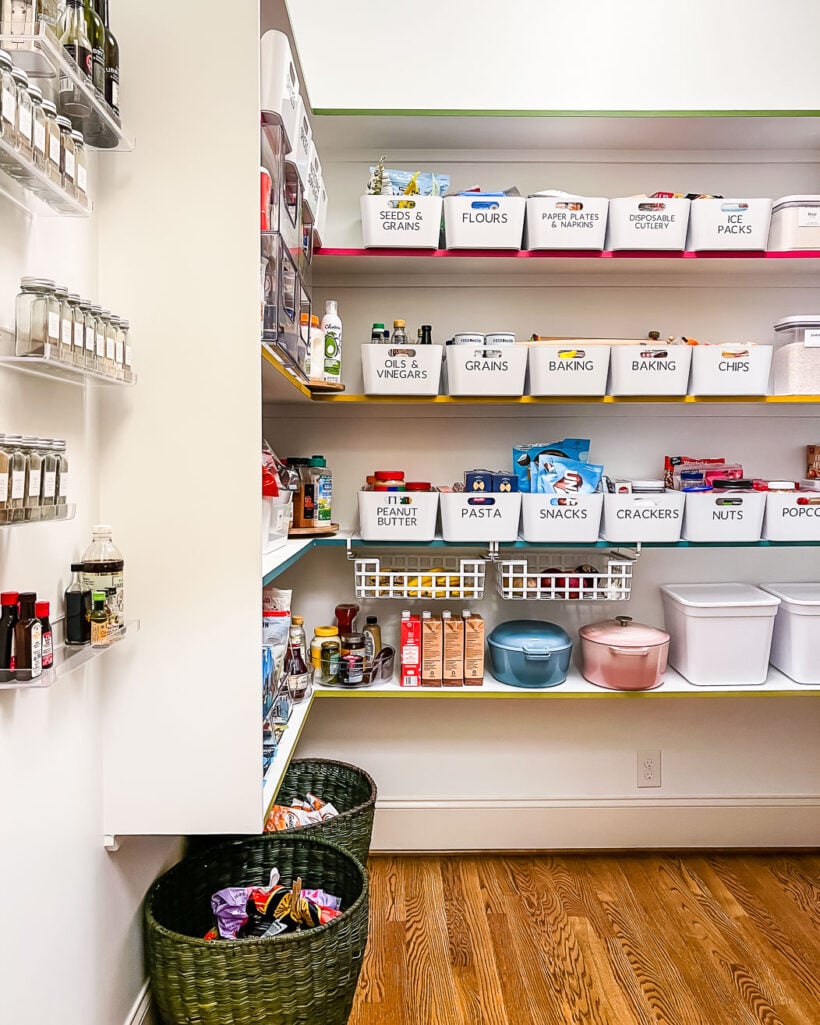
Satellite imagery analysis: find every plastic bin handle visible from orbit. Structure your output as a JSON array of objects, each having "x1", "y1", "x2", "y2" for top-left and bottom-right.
[
  {"x1": 721, "y1": 201, "x2": 748, "y2": 212},
  {"x1": 388, "y1": 198, "x2": 417, "y2": 210},
  {"x1": 608, "y1": 646, "x2": 650, "y2": 657},
  {"x1": 469, "y1": 199, "x2": 500, "y2": 210},
  {"x1": 387, "y1": 347, "x2": 418, "y2": 357},
  {"x1": 468, "y1": 496, "x2": 496, "y2": 506},
  {"x1": 523, "y1": 647, "x2": 552, "y2": 660}
]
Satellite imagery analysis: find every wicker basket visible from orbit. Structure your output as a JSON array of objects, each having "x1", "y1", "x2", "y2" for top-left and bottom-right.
[
  {"x1": 271, "y1": 759, "x2": 377, "y2": 866},
  {"x1": 145, "y1": 834, "x2": 368, "y2": 1025}
]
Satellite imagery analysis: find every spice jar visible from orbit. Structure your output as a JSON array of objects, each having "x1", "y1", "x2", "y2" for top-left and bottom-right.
[
  {"x1": 24, "y1": 437, "x2": 43, "y2": 521},
  {"x1": 28, "y1": 85, "x2": 46, "y2": 170},
  {"x1": 56, "y1": 115, "x2": 76, "y2": 196},
  {"x1": 40, "y1": 440, "x2": 58, "y2": 521},
  {"x1": 110, "y1": 314, "x2": 125, "y2": 380},
  {"x1": 310, "y1": 625, "x2": 339, "y2": 670},
  {"x1": 119, "y1": 318, "x2": 132, "y2": 380},
  {"x1": 89, "y1": 304, "x2": 103, "y2": 371},
  {"x1": 67, "y1": 293, "x2": 84, "y2": 366},
  {"x1": 53, "y1": 284, "x2": 72, "y2": 363},
  {"x1": 8, "y1": 435, "x2": 27, "y2": 523},
  {"x1": 341, "y1": 633, "x2": 365, "y2": 658},
  {"x1": 42, "y1": 99, "x2": 62, "y2": 184},
  {"x1": 15, "y1": 277, "x2": 59, "y2": 356},
  {"x1": 71, "y1": 129, "x2": 87, "y2": 203},
  {"x1": 0, "y1": 435, "x2": 11, "y2": 525},
  {"x1": 11, "y1": 67, "x2": 32, "y2": 160},
  {"x1": 55, "y1": 439, "x2": 69, "y2": 516},
  {"x1": 0, "y1": 49, "x2": 16, "y2": 147},
  {"x1": 102, "y1": 309, "x2": 117, "y2": 376}
]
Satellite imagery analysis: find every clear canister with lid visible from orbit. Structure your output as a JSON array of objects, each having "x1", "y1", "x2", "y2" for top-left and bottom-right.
[
  {"x1": 310, "y1": 625, "x2": 340, "y2": 671},
  {"x1": 15, "y1": 276, "x2": 59, "y2": 356},
  {"x1": 42, "y1": 99, "x2": 62, "y2": 184},
  {"x1": 24, "y1": 437, "x2": 43, "y2": 521},
  {"x1": 53, "y1": 284, "x2": 72, "y2": 363},
  {"x1": 28, "y1": 85, "x2": 47, "y2": 170},
  {"x1": 67, "y1": 293, "x2": 85, "y2": 366},
  {"x1": 56, "y1": 115, "x2": 75, "y2": 196},
  {"x1": 71, "y1": 129, "x2": 87, "y2": 203},
  {"x1": 11, "y1": 67, "x2": 32, "y2": 160},
  {"x1": 0, "y1": 49, "x2": 16, "y2": 147}
]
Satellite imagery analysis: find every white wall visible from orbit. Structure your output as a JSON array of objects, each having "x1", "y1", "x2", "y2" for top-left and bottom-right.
[{"x1": 287, "y1": 0, "x2": 820, "y2": 112}]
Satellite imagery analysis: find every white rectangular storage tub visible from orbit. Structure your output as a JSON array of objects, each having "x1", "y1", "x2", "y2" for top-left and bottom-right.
[
  {"x1": 686, "y1": 198, "x2": 772, "y2": 251},
  {"x1": 361, "y1": 343, "x2": 444, "y2": 396},
  {"x1": 361, "y1": 195, "x2": 443, "y2": 249},
  {"x1": 762, "y1": 493, "x2": 820, "y2": 541},
  {"x1": 600, "y1": 492, "x2": 685, "y2": 543},
  {"x1": 768, "y1": 196, "x2": 820, "y2": 251},
  {"x1": 689, "y1": 344, "x2": 773, "y2": 396},
  {"x1": 444, "y1": 196, "x2": 526, "y2": 250},
  {"x1": 606, "y1": 197, "x2": 690, "y2": 251},
  {"x1": 439, "y1": 493, "x2": 522, "y2": 542},
  {"x1": 520, "y1": 493, "x2": 603, "y2": 543},
  {"x1": 358, "y1": 491, "x2": 440, "y2": 542},
  {"x1": 661, "y1": 583, "x2": 780, "y2": 686},
  {"x1": 528, "y1": 343, "x2": 611, "y2": 396},
  {"x1": 681, "y1": 491, "x2": 766, "y2": 543},
  {"x1": 772, "y1": 316, "x2": 820, "y2": 395},
  {"x1": 260, "y1": 30, "x2": 301, "y2": 152},
  {"x1": 759, "y1": 583, "x2": 820, "y2": 684},
  {"x1": 525, "y1": 196, "x2": 609, "y2": 250},
  {"x1": 444, "y1": 344, "x2": 528, "y2": 397},
  {"x1": 609, "y1": 344, "x2": 692, "y2": 396}
]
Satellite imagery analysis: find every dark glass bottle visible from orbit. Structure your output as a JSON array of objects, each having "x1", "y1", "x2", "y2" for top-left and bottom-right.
[
  {"x1": 90, "y1": 590, "x2": 109, "y2": 648},
  {"x1": 420, "y1": 325, "x2": 433, "y2": 345},
  {"x1": 65, "y1": 563, "x2": 90, "y2": 646},
  {"x1": 83, "y1": 0, "x2": 106, "y2": 99},
  {"x1": 284, "y1": 638, "x2": 311, "y2": 703},
  {"x1": 36, "y1": 601, "x2": 53, "y2": 670},
  {"x1": 58, "y1": 0, "x2": 94, "y2": 119},
  {"x1": 93, "y1": 0, "x2": 119, "y2": 119},
  {"x1": 0, "y1": 591, "x2": 19, "y2": 683},
  {"x1": 14, "y1": 592, "x2": 42, "y2": 682}
]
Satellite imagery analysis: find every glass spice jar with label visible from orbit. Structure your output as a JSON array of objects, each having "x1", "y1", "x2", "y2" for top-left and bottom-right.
[
  {"x1": 93, "y1": 304, "x2": 105, "y2": 371},
  {"x1": 0, "y1": 435, "x2": 11, "y2": 525},
  {"x1": 71, "y1": 129, "x2": 87, "y2": 202},
  {"x1": 67, "y1": 292, "x2": 85, "y2": 365},
  {"x1": 120, "y1": 318, "x2": 132, "y2": 380},
  {"x1": 24, "y1": 438, "x2": 43, "y2": 522},
  {"x1": 102, "y1": 308, "x2": 116, "y2": 376},
  {"x1": 40, "y1": 440, "x2": 58, "y2": 520},
  {"x1": 27, "y1": 85, "x2": 47, "y2": 170},
  {"x1": 42, "y1": 99, "x2": 62, "y2": 184},
  {"x1": 53, "y1": 284, "x2": 72, "y2": 363},
  {"x1": 84, "y1": 302, "x2": 98, "y2": 369},
  {"x1": 56, "y1": 115, "x2": 75, "y2": 196},
  {"x1": 11, "y1": 67, "x2": 32, "y2": 161},
  {"x1": 55, "y1": 439, "x2": 69, "y2": 515},
  {"x1": 8, "y1": 436, "x2": 27, "y2": 523},
  {"x1": 15, "y1": 277, "x2": 58, "y2": 357},
  {"x1": 0, "y1": 49, "x2": 16, "y2": 148}
]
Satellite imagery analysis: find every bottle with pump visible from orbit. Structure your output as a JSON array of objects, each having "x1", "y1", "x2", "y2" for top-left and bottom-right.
[
  {"x1": 81, "y1": 524, "x2": 124, "y2": 635},
  {"x1": 0, "y1": 591, "x2": 19, "y2": 683},
  {"x1": 321, "y1": 300, "x2": 342, "y2": 384},
  {"x1": 14, "y1": 592, "x2": 42, "y2": 682}
]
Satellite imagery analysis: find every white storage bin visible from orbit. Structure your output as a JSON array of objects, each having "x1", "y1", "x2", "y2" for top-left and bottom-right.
[
  {"x1": 759, "y1": 583, "x2": 820, "y2": 684},
  {"x1": 689, "y1": 344, "x2": 772, "y2": 396},
  {"x1": 762, "y1": 493, "x2": 820, "y2": 541},
  {"x1": 772, "y1": 316, "x2": 820, "y2": 395},
  {"x1": 444, "y1": 344, "x2": 528, "y2": 397},
  {"x1": 286, "y1": 97, "x2": 312, "y2": 189},
  {"x1": 681, "y1": 491, "x2": 766, "y2": 542},
  {"x1": 314, "y1": 179, "x2": 328, "y2": 247},
  {"x1": 686, "y1": 198, "x2": 772, "y2": 251},
  {"x1": 520, "y1": 493, "x2": 603, "y2": 543},
  {"x1": 606, "y1": 197, "x2": 690, "y2": 251},
  {"x1": 525, "y1": 196, "x2": 608, "y2": 250},
  {"x1": 305, "y1": 141, "x2": 321, "y2": 222},
  {"x1": 609, "y1": 344, "x2": 692, "y2": 396},
  {"x1": 260, "y1": 30, "x2": 300, "y2": 153},
  {"x1": 360, "y1": 195, "x2": 443, "y2": 249},
  {"x1": 601, "y1": 492, "x2": 685, "y2": 543},
  {"x1": 358, "y1": 490, "x2": 440, "y2": 542},
  {"x1": 440, "y1": 493, "x2": 522, "y2": 543},
  {"x1": 528, "y1": 343, "x2": 611, "y2": 396},
  {"x1": 661, "y1": 583, "x2": 780, "y2": 686},
  {"x1": 444, "y1": 195, "x2": 526, "y2": 250},
  {"x1": 361, "y1": 343, "x2": 443, "y2": 396},
  {"x1": 768, "y1": 195, "x2": 820, "y2": 251}
]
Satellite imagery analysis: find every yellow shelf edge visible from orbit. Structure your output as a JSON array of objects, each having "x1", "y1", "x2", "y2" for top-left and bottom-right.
[
  {"x1": 311, "y1": 393, "x2": 820, "y2": 405},
  {"x1": 313, "y1": 687, "x2": 819, "y2": 700}
]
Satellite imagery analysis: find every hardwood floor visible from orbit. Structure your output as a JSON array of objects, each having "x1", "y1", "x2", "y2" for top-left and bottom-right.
[{"x1": 349, "y1": 853, "x2": 820, "y2": 1025}]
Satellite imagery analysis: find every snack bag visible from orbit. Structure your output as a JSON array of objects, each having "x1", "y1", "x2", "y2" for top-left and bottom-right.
[{"x1": 532, "y1": 455, "x2": 604, "y2": 495}]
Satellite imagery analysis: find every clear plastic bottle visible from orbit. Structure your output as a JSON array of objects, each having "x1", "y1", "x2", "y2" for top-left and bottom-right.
[
  {"x1": 81, "y1": 524, "x2": 124, "y2": 634},
  {"x1": 321, "y1": 299, "x2": 342, "y2": 384}
]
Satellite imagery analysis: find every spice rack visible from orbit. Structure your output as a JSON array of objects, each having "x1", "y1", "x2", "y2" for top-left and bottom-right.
[
  {"x1": 0, "y1": 503, "x2": 76, "y2": 527},
  {"x1": 0, "y1": 618, "x2": 139, "y2": 690},
  {"x1": 0, "y1": 130, "x2": 89, "y2": 216},
  {"x1": 0, "y1": 328, "x2": 136, "y2": 386},
  {"x1": 0, "y1": 27, "x2": 132, "y2": 151}
]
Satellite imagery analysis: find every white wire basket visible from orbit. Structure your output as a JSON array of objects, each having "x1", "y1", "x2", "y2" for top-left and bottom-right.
[
  {"x1": 353, "y1": 556, "x2": 486, "y2": 600},
  {"x1": 497, "y1": 553, "x2": 634, "y2": 601}
]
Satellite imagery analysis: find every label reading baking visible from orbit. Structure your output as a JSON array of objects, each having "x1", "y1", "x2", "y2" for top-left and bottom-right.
[
  {"x1": 375, "y1": 495, "x2": 419, "y2": 529},
  {"x1": 27, "y1": 469, "x2": 41, "y2": 499},
  {"x1": 548, "y1": 359, "x2": 594, "y2": 372},
  {"x1": 798, "y1": 207, "x2": 820, "y2": 228},
  {"x1": 803, "y1": 329, "x2": 820, "y2": 348},
  {"x1": 379, "y1": 208, "x2": 426, "y2": 232},
  {"x1": 42, "y1": 471, "x2": 56, "y2": 499},
  {"x1": 376, "y1": 356, "x2": 428, "y2": 381},
  {"x1": 11, "y1": 471, "x2": 25, "y2": 501},
  {"x1": 48, "y1": 312, "x2": 60, "y2": 341},
  {"x1": 631, "y1": 359, "x2": 677, "y2": 371}
]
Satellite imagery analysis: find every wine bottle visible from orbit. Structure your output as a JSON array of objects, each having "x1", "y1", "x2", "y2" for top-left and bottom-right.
[
  {"x1": 58, "y1": 0, "x2": 94, "y2": 119},
  {"x1": 93, "y1": 0, "x2": 119, "y2": 119},
  {"x1": 83, "y1": 0, "x2": 106, "y2": 99}
]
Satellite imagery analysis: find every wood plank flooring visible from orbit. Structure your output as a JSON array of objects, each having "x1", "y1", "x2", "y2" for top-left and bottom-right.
[{"x1": 350, "y1": 853, "x2": 820, "y2": 1025}]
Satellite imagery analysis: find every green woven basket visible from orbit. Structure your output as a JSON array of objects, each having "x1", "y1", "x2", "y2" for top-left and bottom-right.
[
  {"x1": 145, "y1": 834, "x2": 369, "y2": 1025},
  {"x1": 271, "y1": 759, "x2": 377, "y2": 865}
]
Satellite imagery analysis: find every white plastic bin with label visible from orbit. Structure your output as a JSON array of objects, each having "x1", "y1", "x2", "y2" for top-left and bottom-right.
[
  {"x1": 305, "y1": 141, "x2": 321, "y2": 223},
  {"x1": 609, "y1": 344, "x2": 692, "y2": 396},
  {"x1": 686, "y1": 198, "x2": 772, "y2": 251},
  {"x1": 759, "y1": 583, "x2": 820, "y2": 684},
  {"x1": 528, "y1": 343, "x2": 611, "y2": 396},
  {"x1": 440, "y1": 493, "x2": 522, "y2": 543},
  {"x1": 606, "y1": 197, "x2": 690, "y2": 250},
  {"x1": 361, "y1": 195, "x2": 443, "y2": 249},
  {"x1": 444, "y1": 196, "x2": 526, "y2": 250},
  {"x1": 521, "y1": 493, "x2": 603, "y2": 543},
  {"x1": 314, "y1": 179, "x2": 328, "y2": 247},
  {"x1": 661, "y1": 583, "x2": 780, "y2": 686},
  {"x1": 681, "y1": 491, "x2": 766, "y2": 542},
  {"x1": 358, "y1": 491, "x2": 440, "y2": 542},
  {"x1": 768, "y1": 195, "x2": 820, "y2": 250},
  {"x1": 772, "y1": 316, "x2": 820, "y2": 395},
  {"x1": 260, "y1": 30, "x2": 300, "y2": 152},
  {"x1": 286, "y1": 96, "x2": 312, "y2": 190},
  {"x1": 444, "y1": 344, "x2": 528, "y2": 397},
  {"x1": 361, "y1": 343, "x2": 443, "y2": 396},
  {"x1": 601, "y1": 492, "x2": 685, "y2": 543},
  {"x1": 525, "y1": 196, "x2": 609, "y2": 250},
  {"x1": 689, "y1": 344, "x2": 772, "y2": 396},
  {"x1": 762, "y1": 493, "x2": 820, "y2": 541}
]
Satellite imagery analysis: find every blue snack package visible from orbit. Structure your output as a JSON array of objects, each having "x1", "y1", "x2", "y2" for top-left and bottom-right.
[
  {"x1": 513, "y1": 440, "x2": 591, "y2": 493},
  {"x1": 532, "y1": 454, "x2": 604, "y2": 495}
]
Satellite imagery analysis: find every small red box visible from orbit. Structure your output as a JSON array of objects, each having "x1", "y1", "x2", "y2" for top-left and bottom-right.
[{"x1": 400, "y1": 612, "x2": 421, "y2": 687}]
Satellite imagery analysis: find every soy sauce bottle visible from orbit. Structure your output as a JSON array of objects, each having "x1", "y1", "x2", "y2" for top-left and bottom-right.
[
  {"x1": 65, "y1": 563, "x2": 90, "y2": 646},
  {"x1": 0, "y1": 591, "x2": 19, "y2": 683},
  {"x1": 14, "y1": 592, "x2": 42, "y2": 682}
]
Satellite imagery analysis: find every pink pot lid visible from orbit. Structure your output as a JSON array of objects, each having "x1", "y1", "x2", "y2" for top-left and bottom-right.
[{"x1": 579, "y1": 616, "x2": 669, "y2": 648}]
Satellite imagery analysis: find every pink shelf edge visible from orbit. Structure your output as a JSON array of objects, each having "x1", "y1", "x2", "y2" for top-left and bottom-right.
[{"x1": 314, "y1": 247, "x2": 820, "y2": 260}]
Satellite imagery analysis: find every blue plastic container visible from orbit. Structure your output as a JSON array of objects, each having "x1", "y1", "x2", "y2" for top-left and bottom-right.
[{"x1": 487, "y1": 620, "x2": 573, "y2": 689}]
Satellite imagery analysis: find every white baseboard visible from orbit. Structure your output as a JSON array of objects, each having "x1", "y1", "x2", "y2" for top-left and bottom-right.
[
  {"x1": 371, "y1": 796, "x2": 820, "y2": 851},
  {"x1": 125, "y1": 981, "x2": 155, "y2": 1025}
]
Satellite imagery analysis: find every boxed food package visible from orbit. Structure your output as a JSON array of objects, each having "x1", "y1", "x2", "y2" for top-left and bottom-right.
[
  {"x1": 400, "y1": 611, "x2": 421, "y2": 687},
  {"x1": 421, "y1": 613, "x2": 443, "y2": 688},
  {"x1": 442, "y1": 613, "x2": 464, "y2": 688},
  {"x1": 463, "y1": 613, "x2": 485, "y2": 686}
]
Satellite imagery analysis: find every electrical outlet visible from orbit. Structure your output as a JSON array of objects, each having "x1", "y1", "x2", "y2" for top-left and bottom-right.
[{"x1": 638, "y1": 749, "x2": 662, "y2": 788}]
